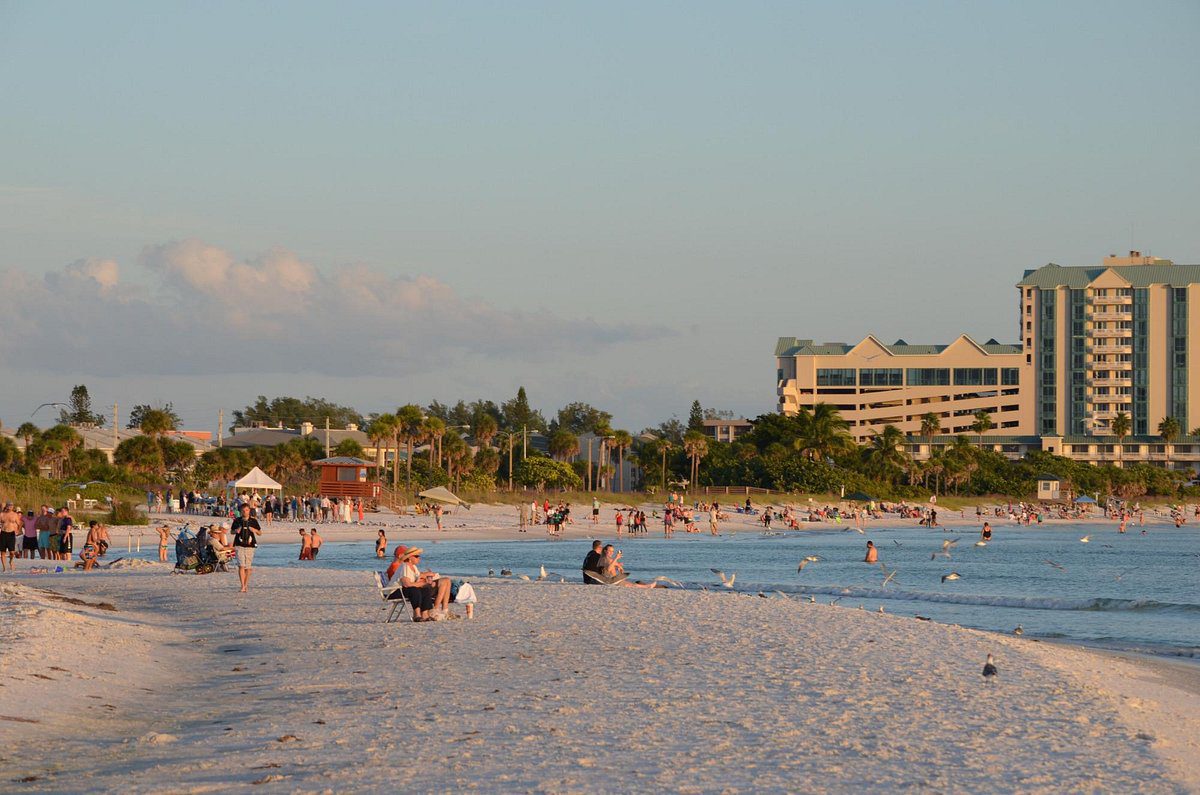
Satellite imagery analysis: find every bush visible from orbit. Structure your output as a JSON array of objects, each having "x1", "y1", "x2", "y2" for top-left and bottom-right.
[{"x1": 108, "y1": 500, "x2": 147, "y2": 525}]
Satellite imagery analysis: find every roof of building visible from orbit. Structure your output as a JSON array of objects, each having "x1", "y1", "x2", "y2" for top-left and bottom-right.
[
  {"x1": 701, "y1": 418, "x2": 753, "y2": 427},
  {"x1": 1018, "y1": 261, "x2": 1200, "y2": 289},
  {"x1": 223, "y1": 426, "x2": 372, "y2": 449},
  {"x1": 775, "y1": 335, "x2": 1021, "y2": 358},
  {"x1": 312, "y1": 456, "x2": 376, "y2": 466}
]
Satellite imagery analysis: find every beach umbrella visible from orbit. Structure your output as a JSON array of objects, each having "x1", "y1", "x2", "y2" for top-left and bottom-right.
[
  {"x1": 417, "y1": 486, "x2": 471, "y2": 510},
  {"x1": 1073, "y1": 495, "x2": 1096, "y2": 504},
  {"x1": 845, "y1": 491, "x2": 875, "y2": 502}
]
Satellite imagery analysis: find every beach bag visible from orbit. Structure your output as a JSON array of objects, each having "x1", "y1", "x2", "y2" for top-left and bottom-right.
[{"x1": 453, "y1": 582, "x2": 476, "y2": 604}]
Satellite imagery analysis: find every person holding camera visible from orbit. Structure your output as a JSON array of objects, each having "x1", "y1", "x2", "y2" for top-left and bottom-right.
[{"x1": 231, "y1": 504, "x2": 261, "y2": 592}]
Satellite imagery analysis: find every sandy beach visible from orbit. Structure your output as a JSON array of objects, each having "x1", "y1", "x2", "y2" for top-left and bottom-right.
[{"x1": 2, "y1": 562, "x2": 1197, "y2": 793}]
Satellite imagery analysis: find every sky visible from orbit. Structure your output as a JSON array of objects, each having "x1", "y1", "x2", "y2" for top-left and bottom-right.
[{"x1": 2, "y1": 0, "x2": 1198, "y2": 434}]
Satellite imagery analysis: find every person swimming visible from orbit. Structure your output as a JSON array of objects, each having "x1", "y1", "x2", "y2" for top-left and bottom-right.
[
  {"x1": 981, "y1": 522, "x2": 992, "y2": 541},
  {"x1": 864, "y1": 540, "x2": 878, "y2": 564}
]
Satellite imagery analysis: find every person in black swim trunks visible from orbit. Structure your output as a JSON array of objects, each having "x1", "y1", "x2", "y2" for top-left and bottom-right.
[{"x1": 0, "y1": 502, "x2": 20, "y2": 571}]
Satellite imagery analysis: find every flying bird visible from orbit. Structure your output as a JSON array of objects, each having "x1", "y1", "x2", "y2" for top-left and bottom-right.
[
  {"x1": 1043, "y1": 559, "x2": 1066, "y2": 572},
  {"x1": 941, "y1": 572, "x2": 961, "y2": 584},
  {"x1": 1079, "y1": 535, "x2": 1090, "y2": 543},
  {"x1": 982, "y1": 654, "x2": 998, "y2": 680},
  {"x1": 31, "y1": 401, "x2": 67, "y2": 417},
  {"x1": 942, "y1": 539, "x2": 959, "y2": 552},
  {"x1": 892, "y1": 540, "x2": 903, "y2": 547},
  {"x1": 710, "y1": 569, "x2": 736, "y2": 588},
  {"x1": 880, "y1": 564, "x2": 898, "y2": 587}
]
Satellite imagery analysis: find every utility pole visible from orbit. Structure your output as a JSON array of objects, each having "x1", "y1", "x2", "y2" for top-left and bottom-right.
[
  {"x1": 218, "y1": 409, "x2": 224, "y2": 448},
  {"x1": 586, "y1": 438, "x2": 592, "y2": 491},
  {"x1": 522, "y1": 425, "x2": 527, "y2": 459},
  {"x1": 324, "y1": 417, "x2": 331, "y2": 457},
  {"x1": 112, "y1": 403, "x2": 118, "y2": 452},
  {"x1": 507, "y1": 432, "x2": 514, "y2": 491}
]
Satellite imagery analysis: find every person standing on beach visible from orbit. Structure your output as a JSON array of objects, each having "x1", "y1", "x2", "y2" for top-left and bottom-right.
[
  {"x1": 34, "y1": 505, "x2": 53, "y2": 560},
  {"x1": 22, "y1": 510, "x2": 38, "y2": 559},
  {"x1": 615, "y1": 510, "x2": 624, "y2": 536},
  {"x1": 709, "y1": 505, "x2": 720, "y2": 536},
  {"x1": 433, "y1": 504, "x2": 443, "y2": 532},
  {"x1": 518, "y1": 502, "x2": 529, "y2": 532},
  {"x1": 156, "y1": 525, "x2": 170, "y2": 562},
  {"x1": 592, "y1": 497, "x2": 600, "y2": 525},
  {"x1": 231, "y1": 504, "x2": 261, "y2": 592},
  {"x1": 0, "y1": 503, "x2": 20, "y2": 571}
]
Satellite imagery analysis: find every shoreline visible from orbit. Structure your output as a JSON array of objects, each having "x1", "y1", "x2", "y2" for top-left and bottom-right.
[{"x1": 1, "y1": 567, "x2": 1196, "y2": 792}]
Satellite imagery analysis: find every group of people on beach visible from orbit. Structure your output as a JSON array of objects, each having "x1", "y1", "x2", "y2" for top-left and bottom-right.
[
  {"x1": 383, "y1": 544, "x2": 474, "y2": 620},
  {"x1": 0, "y1": 502, "x2": 117, "y2": 573},
  {"x1": 150, "y1": 489, "x2": 367, "y2": 525}
]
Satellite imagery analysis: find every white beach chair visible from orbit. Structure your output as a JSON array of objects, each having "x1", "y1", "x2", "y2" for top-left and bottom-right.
[{"x1": 376, "y1": 571, "x2": 408, "y2": 623}]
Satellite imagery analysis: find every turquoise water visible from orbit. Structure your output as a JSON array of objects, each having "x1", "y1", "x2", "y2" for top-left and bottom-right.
[{"x1": 180, "y1": 523, "x2": 1200, "y2": 658}]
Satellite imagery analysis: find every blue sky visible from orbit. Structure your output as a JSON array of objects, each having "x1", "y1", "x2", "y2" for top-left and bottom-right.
[{"x1": 2, "y1": 1, "x2": 1198, "y2": 433}]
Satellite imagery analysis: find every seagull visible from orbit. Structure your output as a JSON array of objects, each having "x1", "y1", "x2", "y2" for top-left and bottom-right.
[
  {"x1": 880, "y1": 564, "x2": 898, "y2": 587},
  {"x1": 829, "y1": 597, "x2": 842, "y2": 606},
  {"x1": 710, "y1": 569, "x2": 736, "y2": 588},
  {"x1": 941, "y1": 572, "x2": 961, "y2": 583},
  {"x1": 1043, "y1": 559, "x2": 1066, "y2": 572},
  {"x1": 653, "y1": 576, "x2": 683, "y2": 588},
  {"x1": 797, "y1": 558, "x2": 817, "y2": 573},
  {"x1": 517, "y1": 574, "x2": 532, "y2": 582},
  {"x1": 877, "y1": 605, "x2": 885, "y2": 614},
  {"x1": 1013, "y1": 625, "x2": 1024, "y2": 636},
  {"x1": 500, "y1": 569, "x2": 512, "y2": 576},
  {"x1": 31, "y1": 401, "x2": 67, "y2": 417},
  {"x1": 487, "y1": 569, "x2": 495, "y2": 576},
  {"x1": 942, "y1": 539, "x2": 959, "y2": 552},
  {"x1": 807, "y1": 595, "x2": 816, "y2": 604},
  {"x1": 1079, "y1": 535, "x2": 1090, "y2": 543},
  {"x1": 1114, "y1": 568, "x2": 1138, "y2": 582},
  {"x1": 892, "y1": 540, "x2": 903, "y2": 547},
  {"x1": 982, "y1": 654, "x2": 998, "y2": 680},
  {"x1": 773, "y1": 590, "x2": 791, "y2": 600},
  {"x1": 537, "y1": 566, "x2": 548, "y2": 581}
]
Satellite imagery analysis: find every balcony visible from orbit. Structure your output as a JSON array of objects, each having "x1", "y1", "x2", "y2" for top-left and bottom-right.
[
  {"x1": 1091, "y1": 328, "x2": 1131, "y2": 338},
  {"x1": 1090, "y1": 310, "x2": 1131, "y2": 321},
  {"x1": 1088, "y1": 295, "x2": 1133, "y2": 306},
  {"x1": 1087, "y1": 376, "x2": 1131, "y2": 387},
  {"x1": 1091, "y1": 344, "x2": 1132, "y2": 355}
]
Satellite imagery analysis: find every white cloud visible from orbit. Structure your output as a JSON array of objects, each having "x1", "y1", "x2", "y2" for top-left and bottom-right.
[{"x1": 0, "y1": 239, "x2": 668, "y2": 378}]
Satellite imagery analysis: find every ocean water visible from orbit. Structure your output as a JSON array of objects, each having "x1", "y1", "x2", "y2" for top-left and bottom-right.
[{"x1": 177, "y1": 522, "x2": 1199, "y2": 659}]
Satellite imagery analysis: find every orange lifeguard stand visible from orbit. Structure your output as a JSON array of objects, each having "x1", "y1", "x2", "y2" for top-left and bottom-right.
[{"x1": 313, "y1": 457, "x2": 381, "y2": 501}]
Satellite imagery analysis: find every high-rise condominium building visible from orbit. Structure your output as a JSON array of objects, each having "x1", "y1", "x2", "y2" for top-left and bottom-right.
[
  {"x1": 1017, "y1": 252, "x2": 1200, "y2": 437},
  {"x1": 775, "y1": 335, "x2": 1028, "y2": 443}
]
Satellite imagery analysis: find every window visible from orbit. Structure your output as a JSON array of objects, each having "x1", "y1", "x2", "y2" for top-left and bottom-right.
[
  {"x1": 859, "y1": 368, "x2": 903, "y2": 387},
  {"x1": 953, "y1": 368, "x2": 998, "y2": 386},
  {"x1": 1001, "y1": 368, "x2": 1020, "y2": 385},
  {"x1": 816, "y1": 369, "x2": 856, "y2": 387},
  {"x1": 906, "y1": 368, "x2": 950, "y2": 386}
]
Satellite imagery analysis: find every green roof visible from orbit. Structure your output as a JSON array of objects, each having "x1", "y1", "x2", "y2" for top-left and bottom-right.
[
  {"x1": 1018, "y1": 261, "x2": 1200, "y2": 289},
  {"x1": 775, "y1": 336, "x2": 1021, "y2": 358}
]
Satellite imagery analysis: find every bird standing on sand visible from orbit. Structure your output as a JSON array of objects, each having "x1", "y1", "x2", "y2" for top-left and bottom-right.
[
  {"x1": 1013, "y1": 625, "x2": 1024, "y2": 635},
  {"x1": 941, "y1": 572, "x2": 961, "y2": 583},
  {"x1": 537, "y1": 565, "x2": 548, "y2": 581},
  {"x1": 982, "y1": 654, "x2": 998, "y2": 680},
  {"x1": 710, "y1": 569, "x2": 736, "y2": 588}
]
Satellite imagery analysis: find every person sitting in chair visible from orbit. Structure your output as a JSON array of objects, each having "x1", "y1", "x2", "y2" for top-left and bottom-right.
[{"x1": 396, "y1": 547, "x2": 452, "y2": 621}]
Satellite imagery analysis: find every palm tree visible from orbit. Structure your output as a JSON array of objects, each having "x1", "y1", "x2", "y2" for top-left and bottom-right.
[
  {"x1": 395, "y1": 405, "x2": 424, "y2": 489},
  {"x1": 15, "y1": 422, "x2": 40, "y2": 452},
  {"x1": 863, "y1": 425, "x2": 909, "y2": 486},
  {"x1": 548, "y1": 430, "x2": 580, "y2": 462},
  {"x1": 1157, "y1": 416, "x2": 1181, "y2": 464},
  {"x1": 970, "y1": 410, "x2": 993, "y2": 450},
  {"x1": 367, "y1": 413, "x2": 397, "y2": 476},
  {"x1": 683, "y1": 431, "x2": 709, "y2": 492},
  {"x1": 422, "y1": 417, "x2": 446, "y2": 469},
  {"x1": 794, "y1": 403, "x2": 854, "y2": 462},
  {"x1": 919, "y1": 412, "x2": 940, "y2": 442},
  {"x1": 657, "y1": 438, "x2": 674, "y2": 491},
  {"x1": 442, "y1": 432, "x2": 471, "y2": 489},
  {"x1": 114, "y1": 435, "x2": 165, "y2": 477},
  {"x1": 138, "y1": 408, "x2": 177, "y2": 438},
  {"x1": 473, "y1": 414, "x2": 498, "y2": 449},
  {"x1": 612, "y1": 430, "x2": 633, "y2": 492},
  {"x1": 1111, "y1": 411, "x2": 1131, "y2": 468}
]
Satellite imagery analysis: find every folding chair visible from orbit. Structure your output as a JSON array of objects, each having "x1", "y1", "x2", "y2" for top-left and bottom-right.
[{"x1": 376, "y1": 571, "x2": 408, "y2": 623}]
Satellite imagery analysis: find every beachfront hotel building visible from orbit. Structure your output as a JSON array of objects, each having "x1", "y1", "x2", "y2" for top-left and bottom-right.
[
  {"x1": 1017, "y1": 252, "x2": 1200, "y2": 439},
  {"x1": 775, "y1": 252, "x2": 1200, "y2": 472},
  {"x1": 775, "y1": 335, "x2": 1030, "y2": 443}
]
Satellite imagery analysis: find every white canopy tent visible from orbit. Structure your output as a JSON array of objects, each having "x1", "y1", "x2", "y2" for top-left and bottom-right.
[{"x1": 231, "y1": 466, "x2": 283, "y2": 491}]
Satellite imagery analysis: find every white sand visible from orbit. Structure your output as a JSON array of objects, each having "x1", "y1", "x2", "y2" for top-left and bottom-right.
[{"x1": 1, "y1": 565, "x2": 1197, "y2": 793}]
